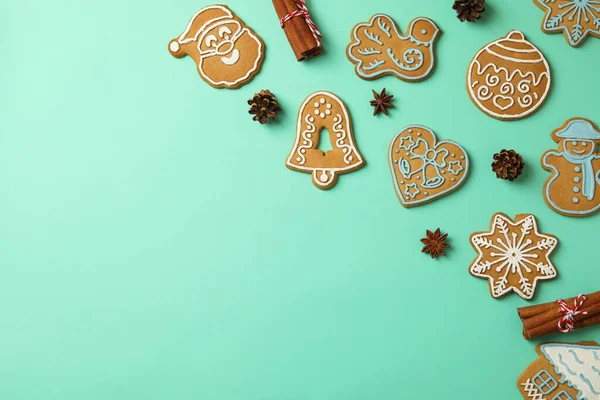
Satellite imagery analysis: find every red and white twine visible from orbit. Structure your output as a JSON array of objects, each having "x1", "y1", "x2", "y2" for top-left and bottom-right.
[
  {"x1": 280, "y1": 0, "x2": 322, "y2": 47},
  {"x1": 556, "y1": 294, "x2": 588, "y2": 333}
]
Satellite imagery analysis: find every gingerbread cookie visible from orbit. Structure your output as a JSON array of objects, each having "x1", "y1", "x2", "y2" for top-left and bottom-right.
[
  {"x1": 286, "y1": 92, "x2": 365, "y2": 190},
  {"x1": 467, "y1": 30, "x2": 551, "y2": 120},
  {"x1": 469, "y1": 213, "x2": 558, "y2": 300},
  {"x1": 518, "y1": 341, "x2": 600, "y2": 400},
  {"x1": 542, "y1": 118, "x2": 600, "y2": 217},
  {"x1": 535, "y1": 0, "x2": 600, "y2": 47},
  {"x1": 168, "y1": 5, "x2": 264, "y2": 89},
  {"x1": 346, "y1": 14, "x2": 441, "y2": 82},
  {"x1": 389, "y1": 125, "x2": 469, "y2": 207}
]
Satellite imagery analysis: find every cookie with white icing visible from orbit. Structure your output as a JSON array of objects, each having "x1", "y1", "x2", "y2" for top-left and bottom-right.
[
  {"x1": 518, "y1": 341, "x2": 599, "y2": 400},
  {"x1": 389, "y1": 125, "x2": 469, "y2": 207},
  {"x1": 469, "y1": 213, "x2": 558, "y2": 300},
  {"x1": 346, "y1": 14, "x2": 441, "y2": 82},
  {"x1": 542, "y1": 118, "x2": 600, "y2": 217},
  {"x1": 286, "y1": 92, "x2": 365, "y2": 190},
  {"x1": 467, "y1": 31, "x2": 551, "y2": 120},
  {"x1": 168, "y1": 5, "x2": 264, "y2": 89}
]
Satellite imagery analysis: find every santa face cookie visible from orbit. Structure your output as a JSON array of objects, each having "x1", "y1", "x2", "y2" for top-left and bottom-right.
[
  {"x1": 542, "y1": 118, "x2": 600, "y2": 217},
  {"x1": 467, "y1": 31, "x2": 551, "y2": 120},
  {"x1": 518, "y1": 342, "x2": 600, "y2": 400},
  {"x1": 469, "y1": 213, "x2": 558, "y2": 300},
  {"x1": 347, "y1": 14, "x2": 441, "y2": 82},
  {"x1": 286, "y1": 92, "x2": 365, "y2": 190},
  {"x1": 389, "y1": 125, "x2": 469, "y2": 207},
  {"x1": 535, "y1": 0, "x2": 600, "y2": 47},
  {"x1": 168, "y1": 5, "x2": 264, "y2": 89}
]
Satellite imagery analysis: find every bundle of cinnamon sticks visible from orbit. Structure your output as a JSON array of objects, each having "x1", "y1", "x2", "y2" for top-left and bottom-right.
[
  {"x1": 272, "y1": 0, "x2": 323, "y2": 61},
  {"x1": 518, "y1": 291, "x2": 600, "y2": 340}
]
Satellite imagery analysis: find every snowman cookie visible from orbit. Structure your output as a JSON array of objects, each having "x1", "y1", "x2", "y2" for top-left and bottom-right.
[
  {"x1": 389, "y1": 125, "x2": 469, "y2": 207},
  {"x1": 286, "y1": 92, "x2": 365, "y2": 190},
  {"x1": 168, "y1": 5, "x2": 265, "y2": 89},
  {"x1": 346, "y1": 14, "x2": 441, "y2": 82},
  {"x1": 467, "y1": 31, "x2": 551, "y2": 121},
  {"x1": 542, "y1": 118, "x2": 600, "y2": 217}
]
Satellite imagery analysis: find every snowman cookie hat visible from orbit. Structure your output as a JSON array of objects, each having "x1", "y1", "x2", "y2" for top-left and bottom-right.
[
  {"x1": 168, "y1": 5, "x2": 235, "y2": 58},
  {"x1": 553, "y1": 118, "x2": 600, "y2": 143}
]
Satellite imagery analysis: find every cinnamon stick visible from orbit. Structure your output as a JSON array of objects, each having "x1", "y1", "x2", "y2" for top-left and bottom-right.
[
  {"x1": 518, "y1": 290, "x2": 600, "y2": 340},
  {"x1": 272, "y1": 0, "x2": 323, "y2": 61}
]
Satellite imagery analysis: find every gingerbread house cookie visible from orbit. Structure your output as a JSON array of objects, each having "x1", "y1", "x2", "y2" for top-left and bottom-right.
[{"x1": 518, "y1": 341, "x2": 600, "y2": 400}]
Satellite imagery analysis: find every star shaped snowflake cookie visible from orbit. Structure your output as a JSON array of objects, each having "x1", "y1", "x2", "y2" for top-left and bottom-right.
[
  {"x1": 535, "y1": 0, "x2": 600, "y2": 47},
  {"x1": 469, "y1": 213, "x2": 559, "y2": 300}
]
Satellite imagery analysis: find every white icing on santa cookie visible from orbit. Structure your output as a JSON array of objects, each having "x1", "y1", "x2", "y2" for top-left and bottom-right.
[{"x1": 168, "y1": 5, "x2": 265, "y2": 89}]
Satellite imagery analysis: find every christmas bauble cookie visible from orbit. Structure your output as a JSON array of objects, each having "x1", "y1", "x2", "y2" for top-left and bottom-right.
[{"x1": 467, "y1": 31, "x2": 551, "y2": 121}]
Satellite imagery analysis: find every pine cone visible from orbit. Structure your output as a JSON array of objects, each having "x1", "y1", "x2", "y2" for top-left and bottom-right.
[
  {"x1": 453, "y1": 0, "x2": 486, "y2": 22},
  {"x1": 492, "y1": 149, "x2": 524, "y2": 181},
  {"x1": 248, "y1": 90, "x2": 281, "y2": 125}
]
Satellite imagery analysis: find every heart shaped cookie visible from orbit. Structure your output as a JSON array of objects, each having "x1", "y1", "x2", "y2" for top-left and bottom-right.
[{"x1": 389, "y1": 125, "x2": 470, "y2": 207}]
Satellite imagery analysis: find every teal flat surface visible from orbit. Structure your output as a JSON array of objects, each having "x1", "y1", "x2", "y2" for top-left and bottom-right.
[{"x1": 1, "y1": 0, "x2": 599, "y2": 399}]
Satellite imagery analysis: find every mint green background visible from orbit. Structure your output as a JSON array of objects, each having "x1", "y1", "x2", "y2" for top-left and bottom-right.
[{"x1": 1, "y1": 0, "x2": 599, "y2": 399}]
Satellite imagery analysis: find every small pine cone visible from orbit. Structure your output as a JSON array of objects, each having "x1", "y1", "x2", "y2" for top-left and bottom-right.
[
  {"x1": 453, "y1": 0, "x2": 486, "y2": 22},
  {"x1": 248, "y1": 90, "x2": 282, "y2": 125},
  {"x1": 492, "y1": 149, "x2": 524, "y2": 181}
]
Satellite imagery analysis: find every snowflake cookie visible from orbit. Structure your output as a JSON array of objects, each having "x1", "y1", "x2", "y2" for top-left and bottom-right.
[
  {"x1": 469, "y1": 213, "x2": 558, "y2": 300},
  {"x1": 534, "y1": 0, "x2": 600, "y2": 47}
]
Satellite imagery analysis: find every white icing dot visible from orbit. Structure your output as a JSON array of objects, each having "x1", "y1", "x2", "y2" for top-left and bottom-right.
[
  {"x1": 452, "y1": 178, "x2": 456, "y2": 181},
  {"x1": 395, "y1": 149, "x2": 399, "y2": 153},
  {"x1": 574, "y1": 177, "x2": 581, "y2": 183},
  {"x1": 320, "y1": 113, "x2": 325, "y2": 118},
  {"x1": 400, "y1": 181, "x2": 405, "y2": 184},
  {"x1": 394, "y1": 160, "x2": 398, "y2": 163},
  {"x1": 424, "y1": 192, "x2": 428, "y2": 195},
  {"x1": 574, "y1": 187, "x2": 580, "y2": 193},
  {"x1": 441, "y1": 170, "x2": 445, "y2": 174},
  {"x1": 333, "y1": 117, "x2": 339, "y2": 122},
  {"x1": 573, "y1": 197, "x2": 580, "y2": 204},
  {"x1": 417, "y1": 133, "x2": 422, "y2": 136},
  {"x1": 308, "y1": 117, "x2": 315, "y2": 122},
  {"x1": 408, "y1": 129, "x2": 413, "y2": 133},
  {"x1": 421, "y1": 29, "x2": 427, "y2": 35},
  {"x1": 348, "y1": 156, "x2": 353, "y2": 161},
  {"x1": 416, "y1": 176, "x2": 421, "y2": 179},
  {"x1": 169, "y1": 41, "x2": 180, "y2": 52},
  {"x1": 326, "y1": 110, "x2": 331, "y2": 115},
  {"x1": 307, "y1": 134, "x2": 312, "y2": 138},
  {"x1": 314, "y1": 109, "x2": 319, "y2": 115},
  {"x1": 452, "y1": 154, "x2": 456, "y2": 157},
  {"x1": 320, "y1": 98, "x2": 326, "y2": 104},
  {"x1": 461, "y1": 156, "x2": 465, "y2": 159},
  {"x1": 326, "y1": 104, "x2": 332, "y2": 109},
  {"x1": 320, "y1": 172, "x2": 328, "y2": 182},
  {"x1": 300, "y1": 149, "x2": 306, "y2": 154},
  {"x1": 343, "y1": 148, "x2": 348, "y2": 153},
  {"x1": 314, "y1": 102, "x2": 319, "y2": 108},
  {"x1": 303, "y1": 141, "x2": 308, "y2": 144},
  {"x1": 296, "y1": 157, "x2": 301, "y2": 161},
  {"x1": 337, "y1": 133, "x2": 342, "y2": 138},
  {"x1": 575, "y1": 167, "x2": 581, "y2": 173},
  {"x1": 405, "y1": 152, "x2": 410, "y2": 156}
]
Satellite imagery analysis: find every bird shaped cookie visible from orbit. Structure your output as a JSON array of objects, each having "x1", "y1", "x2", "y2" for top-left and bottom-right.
[{"x1": 347, "y1": 14, "x2": 441, "y2": 82}]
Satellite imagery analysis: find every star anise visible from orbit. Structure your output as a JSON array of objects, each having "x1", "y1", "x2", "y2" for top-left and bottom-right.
[
  {"x1": 421, "y1": 228, "x2": 451, "y2": 259},
  {"x1": 370, "y1": 88, "x2": 394, "y2": 116}
]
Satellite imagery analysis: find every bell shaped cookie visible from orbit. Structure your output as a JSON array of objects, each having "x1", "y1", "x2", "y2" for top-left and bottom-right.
[
  {"x1": 168, "y1": 5, "x2": 265, "y2": 89},
  {"x1": 286, "y1": 92, "x2": 365, "y2": 190}
]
